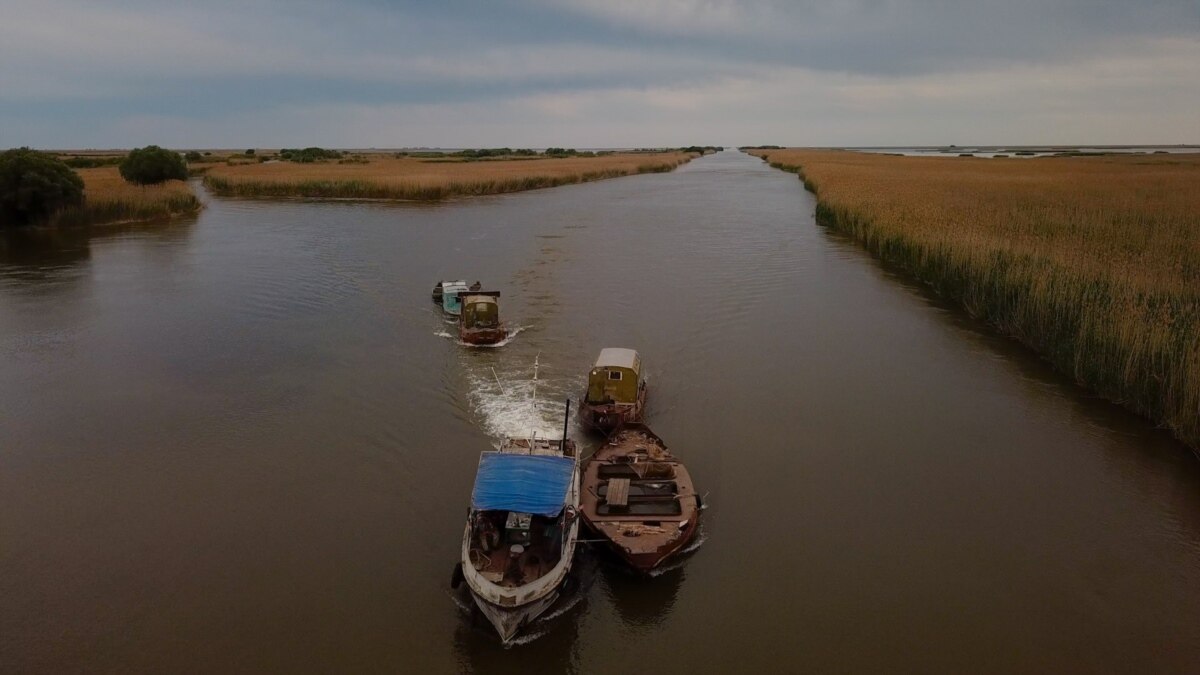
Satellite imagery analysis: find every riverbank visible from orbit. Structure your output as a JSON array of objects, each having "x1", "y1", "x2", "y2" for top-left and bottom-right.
[
  {"x1": 50, "y1": 167, "x2": 200, "y2": 227},
  {"x1": 201, "y1": 152, "x2": 694, "y2": 200},
  {"x1": 749, "y1": 149, "x2": 1200, "y2": 450}
]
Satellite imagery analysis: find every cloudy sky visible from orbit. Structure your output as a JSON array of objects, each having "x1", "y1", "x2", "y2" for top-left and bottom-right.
[{"x1": 2, "y1": 0, "x2": 1197, "y2": 149}]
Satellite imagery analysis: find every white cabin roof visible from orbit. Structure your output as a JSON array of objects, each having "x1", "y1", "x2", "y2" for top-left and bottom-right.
[{"x1": 594, "y1": 348, "x2": 640, "y2": 370}]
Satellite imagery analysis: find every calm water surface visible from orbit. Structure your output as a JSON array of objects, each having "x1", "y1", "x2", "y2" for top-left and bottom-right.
[{"x1": 2, "y1": 151, "x2": 1199, "y2": 673}]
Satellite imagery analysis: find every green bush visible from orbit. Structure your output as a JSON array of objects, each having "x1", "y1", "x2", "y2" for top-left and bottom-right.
[
  {"x1": 119, "y1": 145, "x2": 188, "y2": 185},
  {"x1": 459, "y1": 148, "x2": 523, "y2": 158},
  {"x1": 184, "y1": 151, "x2": 202, "y2": 162},
  {"x1": 279, "y1": 147, "x2": 342, "y2": 163},
  {"x1": 0, "y1": 147, "x2": 85, "y2": 226}
]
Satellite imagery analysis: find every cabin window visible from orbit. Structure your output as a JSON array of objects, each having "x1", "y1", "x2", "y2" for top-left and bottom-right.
[{"x1": 608, "y1": 371, "x2": 622, "y2": 381}]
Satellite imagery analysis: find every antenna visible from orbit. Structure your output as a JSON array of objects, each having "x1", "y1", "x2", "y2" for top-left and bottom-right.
[
  {"x1": 561, "y1": 398, "x2": 571, "y2": 453},
  {"x1": 531, "y1": 352, "x2": 540, "y2": 402}
]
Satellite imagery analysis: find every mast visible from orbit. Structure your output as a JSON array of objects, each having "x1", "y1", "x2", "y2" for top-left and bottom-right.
[{"x1": 561, "y1": 398, "x2": 570, "y2": 454}]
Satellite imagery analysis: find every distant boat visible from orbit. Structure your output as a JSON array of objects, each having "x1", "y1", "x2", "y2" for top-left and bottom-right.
[
  {"x1": 439, "y1": 281, "x2": 470, "y2": 315},
  {"x1": 579, "y1": 348, "x2": 647, "y2": 433},
  {"x1": 432, "y1": 280, "x2": 481, "y2": 310},
  {"x1": 579, "y1": 424, "x2": 702, "y2": 573},
  {"x1": 457, "y1": 291, "x2": 508, "y2": 346},
  {"x1": 458, "y1": 412, "x2": 580, "y2": 643}
]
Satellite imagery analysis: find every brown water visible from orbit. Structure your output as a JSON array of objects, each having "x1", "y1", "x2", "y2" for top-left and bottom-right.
[{"x1": 2, "y1": 150, "x2": 1199, "y2": 673}]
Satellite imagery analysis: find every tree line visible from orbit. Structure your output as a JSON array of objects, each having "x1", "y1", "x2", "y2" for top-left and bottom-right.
[{"x1": 1, "y1": 145, "x2": 187, "y2": 227}]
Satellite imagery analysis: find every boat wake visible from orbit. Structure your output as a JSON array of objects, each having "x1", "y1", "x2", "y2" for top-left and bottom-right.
[
  {"x1": 433, "y1": 325, "x2": 526, "y2": 348},
  {"x1": 503, "y1": 628, "x2": 547, "y2": 648},
  {"x1": 680, "y1": 528, "x2": 708, "y2": 555},
  {"x1": 647, "y1": 529, "x2": 708, "y2": 577},
  {"x1": 537, "y1": 590, "x2": 584, "y2": 623},
  {"x1": 500, "y1": 565, "x2": 593, "y2": 648},
  {"x1": 465, "y1": 325, "x2": 526, "y2": 348},
  {"x1": 451, "y1": 571, "x2": 590, "y2": 648},
  {"x1": 468, "y1": 371, "x2": 566, "y2": 440},
  {"x1": 449, "y1": 590, "x2": 475, "y2": 614}
]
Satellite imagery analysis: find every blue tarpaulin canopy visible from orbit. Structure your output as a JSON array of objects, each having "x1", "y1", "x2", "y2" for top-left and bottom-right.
[{"x1": 471, "y1": 453, "x2": 574, "y2": 517}]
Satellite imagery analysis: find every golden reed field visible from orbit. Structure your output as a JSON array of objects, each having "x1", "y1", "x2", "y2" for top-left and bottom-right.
[
  {"x1": 749, "y1": 149, "x2": 1200, "y2": 449},
  {"x1": 53, "y1": 167, "x2": 200, "y2": 227},
  {"x1": 202, "y1": 152, "x2": 695, "y2": 200}
]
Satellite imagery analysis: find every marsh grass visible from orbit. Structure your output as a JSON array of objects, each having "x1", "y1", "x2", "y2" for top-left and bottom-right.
[
  {"x1": 751, "y1": 149, "x2": 1200, "y2": 450},
  {"x1": 51, "y1": 167, "x2": 200, "y2": 226},
  {"x1": 202, "y1": 153, "x2": 693, "y2": 200}
]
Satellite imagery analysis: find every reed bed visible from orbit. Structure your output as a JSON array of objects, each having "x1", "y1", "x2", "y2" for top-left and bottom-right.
[
  {"x1": 202, "y1": 153, "x2": 693, "y2": 200},
  {"x1": 750, "y1": 149, "x2": 1200, "y2": 449},
  {"x1": 51, "y1": 167, "x2": 200, "y2": 227}
]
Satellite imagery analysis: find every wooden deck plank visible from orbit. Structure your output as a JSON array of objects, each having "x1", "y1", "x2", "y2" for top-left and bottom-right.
[{"x1": 607, "y1": 478, "x2": 630, "y2": 507}]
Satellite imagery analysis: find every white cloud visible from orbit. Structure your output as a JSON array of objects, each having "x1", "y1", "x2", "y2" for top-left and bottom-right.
[
  {"x1": 0, "y1": 0, "x2": 736, "y2": 101},
  {"x1": 39, "y1": 35, "x2": 1192, "y2": 149},
  {"x1": 540, "y1": 0, "x2": 779, "y2": 35},
  {"x1": 0, "y1": 0, "x2": 1196, "y2": 146}
]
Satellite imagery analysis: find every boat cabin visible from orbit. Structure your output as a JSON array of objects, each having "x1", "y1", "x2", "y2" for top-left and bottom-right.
[
  {"x1": 460, "y1": 292, "x2": 501, "y2": 330},
  {"x1": 441, "y1": 281, "x2": 470, "y2": 314},
  {"x1": 434, "y1": 280, "x2": 481, "y2": 305},
  {"x1": 586, "y1": 348, "x2": 643, "y2": 405},
  {"x1": 468, "y1": 452, "x2": 575, "y2": 588}
]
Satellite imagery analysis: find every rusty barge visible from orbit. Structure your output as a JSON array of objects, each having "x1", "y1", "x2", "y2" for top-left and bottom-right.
[{"x1": 579, "y1": 423, "x2": 702, "y2": 573}]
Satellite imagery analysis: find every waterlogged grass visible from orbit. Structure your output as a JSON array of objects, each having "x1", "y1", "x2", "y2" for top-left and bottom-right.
[
  {"x1": 51, "y1": 167, "x2": 200, "y2": 226},
  {"x1": 750, "y1": 149, "x2": 1200, "y2": 450},
  {"x1": 202, "y1": 153, "x2": 693, "y2": 200},
  {"x1": 204, "y1": 171, "x2": 634, "y2": 200},
  {"x1": 52, "y1": 194, "x2": 200, "y2": 227}
]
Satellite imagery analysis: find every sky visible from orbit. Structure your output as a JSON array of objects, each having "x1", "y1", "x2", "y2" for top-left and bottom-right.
[{"x1": 1, "y1": 0, "x2": 1197, "y2": 149}]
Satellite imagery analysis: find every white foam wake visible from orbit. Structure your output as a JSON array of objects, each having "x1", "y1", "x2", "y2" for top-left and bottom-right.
[
  {"x1": 537, "y1": 590, "x2": 584, "y2": 623},
  {"x1": 468, "y1": 373, "x2": 566, "y2": 440},
  {"x1": 647, "y1": 529, "x2": 708, "y2": 577},
  {"x1": 433, "y1": 325, "x2": 526, "y2": 348},
  {"x1": 501, "y1": 591, "x2": 585, "y2": 648}
]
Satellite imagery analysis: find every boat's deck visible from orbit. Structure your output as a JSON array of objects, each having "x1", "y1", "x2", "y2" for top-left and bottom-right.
[
  {"x1": 499, "y1": 437, "x2": 576, "y2": 458},
  {"x1": 580, "y1": 427, "x2": 699, "y2": 558},
  {"x1": 467, "y1": 511, "x2": 564, "y2": 588}
]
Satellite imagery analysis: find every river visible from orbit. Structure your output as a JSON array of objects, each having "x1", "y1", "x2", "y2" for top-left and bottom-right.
[{"x1": 2, "y1": 150, "x2": 1198, "y2": 673}]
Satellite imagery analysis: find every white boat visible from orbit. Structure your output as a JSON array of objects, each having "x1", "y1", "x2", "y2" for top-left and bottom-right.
[
  {"x1": 438, "y1": 280, "x2": 471, "y2": 315},
  {"x1": 459, "y1": 417, "x2": 580, "y2": 643}
]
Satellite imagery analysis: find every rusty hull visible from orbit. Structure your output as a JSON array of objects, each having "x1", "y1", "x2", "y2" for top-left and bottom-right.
[
  {"x1": 459, "y1": 325, "x2": 508, "y2": 345},
  {"x1": 579, "y1": 424, "x2": 701, "y2": 573},
  {"x1": 579, "y1": 382, "x2": 647, "y2": 434}
]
